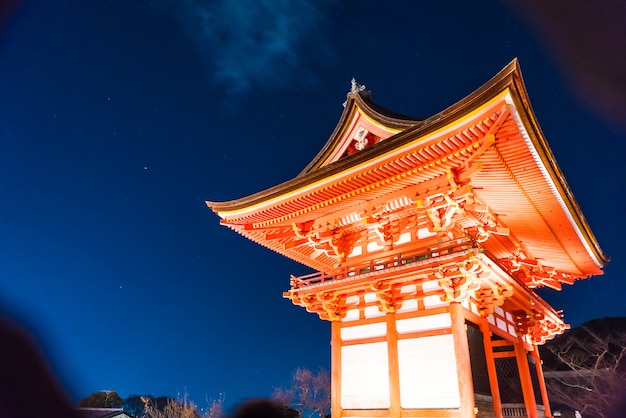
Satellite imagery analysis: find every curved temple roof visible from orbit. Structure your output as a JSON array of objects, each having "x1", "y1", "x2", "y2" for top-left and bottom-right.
[{"x1": 207, "y1": 59, "x2": 608, "y2": 287}]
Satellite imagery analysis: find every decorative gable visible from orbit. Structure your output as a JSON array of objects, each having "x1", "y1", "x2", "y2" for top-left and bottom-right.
[{"x1": 298, "y1": 79, "x2": 420, "y2": 175}]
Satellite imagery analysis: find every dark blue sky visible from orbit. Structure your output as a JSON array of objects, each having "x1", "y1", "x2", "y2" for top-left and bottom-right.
[{"x1": 1, "y1": 0, "x2": 624, "y2": 410}]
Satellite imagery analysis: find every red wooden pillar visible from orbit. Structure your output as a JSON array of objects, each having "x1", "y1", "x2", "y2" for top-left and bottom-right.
[
  {"x1": 450, "y1": 302, "x2": 476, "y2": 417},
  {"x1": 531, "y1": 347, "x2": 552, "y2": 418},
  {"x1": 513, "y1": 341, "x2": 538, "y2": 418},
  {"x1": 386, "y1": 312, "x2": 401, "y2": 418},
  {"x1": 331, "y1": 321, "x2": 342, "y2": 418},
  {"x1": 479, "y1": 320, "x2": 502, "y2": 418}
]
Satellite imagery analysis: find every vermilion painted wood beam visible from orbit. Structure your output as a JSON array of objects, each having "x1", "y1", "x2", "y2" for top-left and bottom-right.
[
  {"x1": 450, "y1": 303, "x2": 476, "y2": 418},
  {"x1": 514, "y1": 341, "x2": 538, "y2": 418},
  {"x1": 531, "y1": 348, "x2": 553, "y2": 418},
  {"x1": 331, "y1": 321, "x2": 342, "y2": 418},
  {"x1": 386, "y1": 312, "x2": 401, "y2": 418},
  {"x1": 479, "y1": 320, "x2": 503, "y2": 418}
]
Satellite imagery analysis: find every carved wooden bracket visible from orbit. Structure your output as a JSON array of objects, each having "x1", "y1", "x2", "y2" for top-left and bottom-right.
[
  {"x1": 500, "y1": 256, "x2": 581, "y2": 290},
  {"x1": 436, "y1": 256, "x2": 485, "y2": 302},
  {"x1": 369, "y1": 280, "x2": 398, "y2": 313},
  {"x1": 291, "y1": 221, "x2": 360, "y2": 262},
  {"x1": 426, "y1": 194, "x2": 464, "y2": 232},
  {"x1": 288, "y1": 291, "x2": 345, "y2": 321},
  {"x1": 369, "y1": 217, "x2": 407, "y2": 251},
  {"x1": 512, "y1": 309, "x2": 567, "y2": 343},
  {"x1": 474, "y1": 283, "x2": 513, "y2": 317},
  {"x1": 461, "y1": 199, "x2": 509, "y2": 243},
  {"x1": 316, "y1": 291, "x2": 343, "y2": 321}
]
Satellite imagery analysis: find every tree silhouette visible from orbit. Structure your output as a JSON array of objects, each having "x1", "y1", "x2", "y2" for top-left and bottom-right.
[
  {"x1": 79, "y1": 390, "x2": 124, "y2": 408},
  {"x1": 541, "y1": 317, "x2": 626, "y2": 418},
  {"x1": 143, "y1": 393, "x2": 200, "y2": 418},
  {"x1": 123, "y1": 395, "x2": 146, "y2": 417},
  {"x1": 273, "y1": 368, "x2": 330, "y2": 418}
]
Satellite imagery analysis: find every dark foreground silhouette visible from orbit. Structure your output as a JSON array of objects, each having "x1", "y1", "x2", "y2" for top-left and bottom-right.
[
  {"x1": 0, "y1": 317, "x2": 76, "y2": 417},
  {"x1": 231, "y1": 399, "x2": 293, "y2": 418}
]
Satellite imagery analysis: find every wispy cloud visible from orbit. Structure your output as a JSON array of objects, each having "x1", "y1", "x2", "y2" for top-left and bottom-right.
[{"x1": 159, "y1": 0, "x2": 335, "y2": 94}]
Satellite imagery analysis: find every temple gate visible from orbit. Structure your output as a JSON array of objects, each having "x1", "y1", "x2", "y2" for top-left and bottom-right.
[{"x1": 207, "y1": 60, "x2": 607, "y2": 418}]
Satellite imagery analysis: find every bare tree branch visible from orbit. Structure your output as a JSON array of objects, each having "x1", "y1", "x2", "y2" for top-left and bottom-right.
[
  {"x1": 273, "y1": 368, "x2": 330, "y2": 418},
  {"x1": 542, "y1": 318, "x2": 626, "y2": 418}
]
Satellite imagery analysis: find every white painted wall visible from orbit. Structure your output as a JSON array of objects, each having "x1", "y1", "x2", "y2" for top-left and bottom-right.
[
  {"x1": 398, "y1": 335, "x2": 461, "y2": 408},
  {"x1": 396, "y1": 313, "x2": 451, "y2": 334},
  {"x1": 341, "y1": 342, "x2": 390, "y2": 409},
  {"x1": 341, "y1": 322, "x2": 387, "y2": 341}
]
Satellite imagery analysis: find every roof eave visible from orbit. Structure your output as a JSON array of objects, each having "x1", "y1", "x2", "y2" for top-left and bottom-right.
[
  {"x1": 206, "y1": 60, "x2": 608, "y2": 270},
  {"x1": 504, "y1": 64, "x2": 609, "y2": 268},
  {"x1": 206, "y1": 60, "x2": 522, "y2": 214}
]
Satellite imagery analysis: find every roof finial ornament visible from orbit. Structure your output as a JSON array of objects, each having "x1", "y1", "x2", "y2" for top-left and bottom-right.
[
  {"x1": 343, "y1": 78, "x2": 367, "y2": 107},
  {"x1": 349, "y1": 78, "x2": 366, "y2": 95}
]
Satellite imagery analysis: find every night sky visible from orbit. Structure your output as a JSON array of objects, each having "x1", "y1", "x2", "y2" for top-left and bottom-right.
[{"x1": 1, "y1": 0, "x2": 625, "y2": 410}]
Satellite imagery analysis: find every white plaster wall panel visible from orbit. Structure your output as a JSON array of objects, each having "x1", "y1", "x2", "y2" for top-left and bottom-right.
[
  {"x1": 364, "y1": 305, "x2": 384, "y2": 318},
  {"x1": 396, "y1": 298, "x2": 418, "y2": 314},
  {"x1": 348, "y1": 246, "x2": 362, "y2": 257},
  {"x1": 495, "y1": 306, "x2": 505, "y2": 317},
  {"x1": 397, "y1": 335, "x2": 461, "y2": 408},
  {"x1": 364, "y1": 292, "x2": 378, "y2": 303},
  {"x1": 470, "y1": 301, "x2": 479, "y2": 316},
  {"x1": 422, "y1": 280, "x2": 442, "y2": 292},
  {"x1": 417, "y1": 227, "x2": 436, "y2": 239},
  {"x1": 341, "y1": 322, "x2": 387, "y2": 341},
  {"x1": 342, "y1": 309, "x2": 360, "y2": 322},
  {"x1": 367, "y1": 241, "x2": 384, "y2": 252},
  {"x1": 396, "y1": 232, "x2": 411, "y2": 245},
  {"x1": 423, "y1": 295, "x2": 448, "y2": 308},
  {"x1": 462, "y1": 298, "x2": 470, "y2": 310},
  {"x1": 496, "y1": 317, "x2": 507, "y2": 332},
  {"x1": 345, "y1": 295, "x2": 360, "y2": 305},
  {"x1": 487, "y1": 314, "x2": 495, "y2": 325},
  {"x1": 400, "y1": 284, "x2": 416, "y2": 294},
  {"x1": 341, "y1": 342, "x2": 390, "y2": 409},
  {"x1": 396, "y1": 313, "x2": 452, "y2": 334},
  {"x1": 508, "y1": 324, "x2": 517, "y2": 337}
]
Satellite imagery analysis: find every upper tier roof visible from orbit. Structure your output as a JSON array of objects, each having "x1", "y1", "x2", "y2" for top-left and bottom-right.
[
  {"x1": 298, "y1": 78, "x2": 420, "y2": 175},
  {"x1": 207, "y1": 59, "x2": 608, "y2": 283}
]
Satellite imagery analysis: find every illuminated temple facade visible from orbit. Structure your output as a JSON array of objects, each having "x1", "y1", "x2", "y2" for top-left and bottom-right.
[{"x1": 206, "y1": 60, "x2": 607, "y2": 418}]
